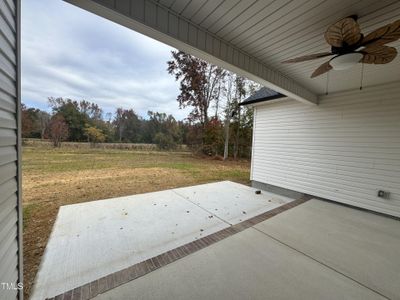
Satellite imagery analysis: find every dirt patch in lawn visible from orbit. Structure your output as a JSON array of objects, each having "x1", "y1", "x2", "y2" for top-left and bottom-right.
[{"x1": 23, "y1": 167, "x2": 192, "y2": 204}]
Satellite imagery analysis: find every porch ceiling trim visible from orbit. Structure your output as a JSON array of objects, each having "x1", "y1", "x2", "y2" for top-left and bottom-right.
[{"x1": 65, "y1": 0, "x2": 318, "y2": 105}]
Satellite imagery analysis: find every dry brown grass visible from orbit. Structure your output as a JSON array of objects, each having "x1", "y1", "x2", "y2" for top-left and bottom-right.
[{"x1": 22, "y1": 146, "x2": 250, "y2": 298}]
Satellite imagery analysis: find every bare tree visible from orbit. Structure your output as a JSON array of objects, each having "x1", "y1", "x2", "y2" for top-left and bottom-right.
[
  {"x1": 114, "y1": 108, "x2": 125, "y2": 142},
  {"x1": 49, "y1": 114, "x2": 69, "y2": 147},
  {"x1": 222, "y1": 74, "x2": 246, "y2": 160},
  {"x1": 233, "y1": 76, "x2": 246, "y2": 159},
  {"x1": 38, "y1": 111, "x2": 50, "y2": 139},
  {"x1": 223, "y1": 74, "x2": 234, "y2": 160}
]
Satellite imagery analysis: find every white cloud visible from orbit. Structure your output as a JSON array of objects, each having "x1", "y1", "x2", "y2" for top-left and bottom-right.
[{"x1": 21, "y1": 0, "x2": 190, "y2": 120}]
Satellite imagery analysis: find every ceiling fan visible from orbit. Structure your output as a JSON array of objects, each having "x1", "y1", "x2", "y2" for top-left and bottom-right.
[{"x1": 282, "y1": 15, "x2": 400, "y2": 78}]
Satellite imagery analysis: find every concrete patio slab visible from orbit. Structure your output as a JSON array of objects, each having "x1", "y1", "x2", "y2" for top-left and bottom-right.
[
  {"x1": 31, "y1": 181, "x2": 293, "y2": 300},
  {"x1": 174, "y1": 180, "x2": 292, "y2": 224},
  {"x1": 254, "y1": 199, "x2": 400, "y2": 300},
  {"x1": 95, "y1": 228, "x2": 384, "y2": 300}
]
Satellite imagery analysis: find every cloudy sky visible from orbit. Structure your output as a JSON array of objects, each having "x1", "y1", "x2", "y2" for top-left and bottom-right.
[{"x1": 21, "y1": 0, "x2": 190, "y2": 119}]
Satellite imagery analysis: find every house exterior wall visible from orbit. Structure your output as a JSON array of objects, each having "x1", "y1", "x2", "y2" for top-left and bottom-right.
[
  {"x1": 0, "y1": 0, "x2": 22, "y2": 299},
  {"x1": 251, "y1": 82, "x2": 400, "y2": 217}
]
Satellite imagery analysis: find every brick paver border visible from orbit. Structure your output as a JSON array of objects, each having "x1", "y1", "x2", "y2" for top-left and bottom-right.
[{"x1": 46, "y1": 195, "x2": 311, "y2": 300}]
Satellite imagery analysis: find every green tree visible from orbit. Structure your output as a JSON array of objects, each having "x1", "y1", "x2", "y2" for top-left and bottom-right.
[
  {"x1": 113, "y1": 108, "x2": 141, "y2": 142},
  {"x1": 146, "y1": 111, "x2": 182, "y2": 149},
  {"x1": 154, "y1": 132, "x2": 176, "y2": 150},
  {"x1": 48, "y1": 98, "x2": 88, "y2": 141},
  {"x1": 48, "y1": 97, "x2": 106, "y2": 142}
]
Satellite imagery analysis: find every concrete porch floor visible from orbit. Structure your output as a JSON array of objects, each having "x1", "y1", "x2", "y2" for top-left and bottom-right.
[
  {"x1": 96, "y1": 199, "x2": 400, "y2": 300},
  {"x1": 31, "y1": 181, "x2": 295, "y2": 300}
]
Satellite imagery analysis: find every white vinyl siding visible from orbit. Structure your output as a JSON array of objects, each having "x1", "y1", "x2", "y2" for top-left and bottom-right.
[{"x1": 251, "y1": 82, "x2": 400, "y2": 217}]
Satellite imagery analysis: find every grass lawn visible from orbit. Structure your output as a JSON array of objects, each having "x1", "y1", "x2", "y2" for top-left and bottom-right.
[{"x1": 22, "y1": 146, "x2": 250, "y2": 298}]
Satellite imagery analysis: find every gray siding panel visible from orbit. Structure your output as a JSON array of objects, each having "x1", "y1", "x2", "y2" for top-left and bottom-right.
[
  {"x1": 0, "y1": 14, "x2": 15, "y2": 47},
  {"x1": 0, "y1": 206, "x2": 17, "y2": 249},
  {"x1": 0, "y1": 52, "x2": 17, "y2": 80},
  {"x1": 0, "y1": 91, "x2": 16, "y2": 113},
  {"x1": 0, "y1": 162, "x2": 17, "y2": 185},
  {"x1": 0, "y1": 178, "x2": 18, "y2": 202},
  {"x1": 4, "y1": 0, "x2": 15, "y2": 14},
  {"x1": 0, "y1": 0, "x2": 21, "y2": 299},
  {"x1": 0, "y1": 2, "x2": 15, "y2": 30},
  {"x1": 0, "y1": 244, "x2": 18, "y2": 278},
  {"x1": 0, "y1": 32, "x2": 16, "y2": 64},
  {"x1": 0, "y1": 128, "x2": 17, "y2": 146},
  {"x1": 0, "y1": 194, "x2": 17, "y2": 227},
  {"x1": 0, "y1": 109, "x2": 16, "y2": 129},
  {"x1": 0, "y1": 71, "x2": 16, "y2": 97},
  {"x1": 1, "y1": 255, "x2": 18, "y2": 294},
  {"x1": 0, "y1": 146, "x2": 17, "y2": 166}
]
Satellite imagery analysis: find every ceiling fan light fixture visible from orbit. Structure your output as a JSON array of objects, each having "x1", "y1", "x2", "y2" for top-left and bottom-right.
[
  {"x1": 329, "y1": 53, "x2": 363, "y2": 70},
  {"x1": 282, "y1": 16, "x2": 400, "y2": 77}
]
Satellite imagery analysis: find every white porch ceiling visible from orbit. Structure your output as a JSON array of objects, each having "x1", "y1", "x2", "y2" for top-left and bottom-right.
[{"x1": 66, "y1": 0, "x2": 400, "y2": 101}]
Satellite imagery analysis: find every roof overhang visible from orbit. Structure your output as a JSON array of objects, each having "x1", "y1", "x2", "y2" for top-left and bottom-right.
[
  {"x1": 64, "y1": 0, "x2": 318, "y2": 105},
  {"x1": 64, "y1": 0, "x2": 400, "y2": 105},
  {"x1": 240, "y1": 87, "x2": 286, "y2": 106},
  {"x1": 241, "y1": 96, "x2": 290, "y2": 108}
]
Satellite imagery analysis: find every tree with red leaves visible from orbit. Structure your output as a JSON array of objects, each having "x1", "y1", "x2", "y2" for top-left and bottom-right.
[{"x1": 167, "y1": 51, "x2": 226, "y2": 130}]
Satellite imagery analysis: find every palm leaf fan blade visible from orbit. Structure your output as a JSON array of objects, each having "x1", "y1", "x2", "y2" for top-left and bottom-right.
[
  {"x1": 324, "y1": 17, "x2": 361, "y2": 47},
  {"x1": 361, "y1": 20, "x2": 400, "y2": 47},
  {"x1": 282, "y1": 52, "x2": 333, "y2": 63},
  {"x1": 361, "y1": 46, "x2": 397, "y2": 64},
  {"x1": 311, "y1": 61, "x2": 332, "y2": 78}
]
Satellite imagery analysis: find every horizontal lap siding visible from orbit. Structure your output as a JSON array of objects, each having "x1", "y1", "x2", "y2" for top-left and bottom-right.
[
  {"x1": 252, "y1": 82, "x2": 400, "y2": 217},
  {"x1": 0, "y1": 0, "x2": 20, "y2": 300}
]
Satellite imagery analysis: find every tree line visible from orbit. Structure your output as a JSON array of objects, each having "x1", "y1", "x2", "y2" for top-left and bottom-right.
[
  {"x1": 22, "y1": 99, "x2": 186, "y2": 150},
  {"x1": 22, "y1": 51, "x2": 259, "y2": 158}
]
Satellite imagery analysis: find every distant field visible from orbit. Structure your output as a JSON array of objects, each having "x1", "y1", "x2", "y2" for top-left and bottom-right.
[
  {"x1": 22, "y1": 146, "x2": 250, "y2": 298},
  {"x1": 23, "y1": 138, "x2": 188, "y2": 151}
]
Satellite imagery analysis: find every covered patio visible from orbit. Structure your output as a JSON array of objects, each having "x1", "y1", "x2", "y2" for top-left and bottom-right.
[
  {"x1": 31, "y1": 181, "x2": 400, "y2": 300},
  {"x1": 31, "y1": 181, "x2": 295, "y2": 299},
  {"x1": 0, "y1": 0, "x2": 399, "y2": 299},
  {"x1": 31, "y1": 1, "x2": 400, "y2": 299}
]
